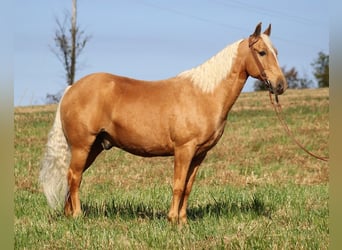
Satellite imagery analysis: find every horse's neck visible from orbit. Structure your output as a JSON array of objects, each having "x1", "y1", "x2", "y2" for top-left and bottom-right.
[
  {"x1": 213, "y1": 55, "x2": 248, "y2": 119},
  {"x1": 177, "y1": 39, "x2": 248, "y2": 120}
]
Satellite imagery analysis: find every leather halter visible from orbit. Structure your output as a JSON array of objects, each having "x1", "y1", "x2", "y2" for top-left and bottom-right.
[{"x1": 248, "y1": 36, "x2": 273, "y2": 93}]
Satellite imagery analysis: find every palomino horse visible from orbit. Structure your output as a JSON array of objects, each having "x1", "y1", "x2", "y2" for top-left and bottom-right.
[{"x1": 40, "y1": 23, "x2": 287, "y2": 224}]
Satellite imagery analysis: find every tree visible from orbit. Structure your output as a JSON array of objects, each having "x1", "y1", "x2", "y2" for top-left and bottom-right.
[
  {"x1": 254, "y1": 66, "x2": 312, "y2": 91},
  {"x1": 47, "y1": 0, "x2": 91, "y2": 103},
  {"x1": 311, "y1": 51, "x2": 329, "y2": 88}
]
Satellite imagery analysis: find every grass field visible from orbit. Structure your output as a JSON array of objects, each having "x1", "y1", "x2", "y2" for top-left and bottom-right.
[{"x1": 14, "y1": 88, "x2": 329, "y2": 249}]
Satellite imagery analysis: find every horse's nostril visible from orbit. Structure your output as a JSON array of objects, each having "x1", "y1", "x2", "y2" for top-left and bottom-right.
[{"x1": 277, "y1": 83, "x2": 284, "y2": 94}]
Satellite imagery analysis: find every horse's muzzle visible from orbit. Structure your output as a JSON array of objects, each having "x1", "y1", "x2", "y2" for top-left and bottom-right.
[
  {"x1": 275, "y1": 82, "x2": 285, "y2": 95},
  {"x1": 268, "y1": 80, "x2": 286, "y2": 95}
]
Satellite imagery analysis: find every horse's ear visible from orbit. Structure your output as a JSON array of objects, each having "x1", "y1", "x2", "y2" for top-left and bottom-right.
[
  {"x1": 251, "y1": 22, "x2": 262, "y2": 37},
  {"x1": 263, "y1": 24, "x2": 271, "y2": 36}
]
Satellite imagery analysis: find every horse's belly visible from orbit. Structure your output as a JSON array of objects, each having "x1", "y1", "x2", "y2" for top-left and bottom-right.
[{"x1": 109, "y1": 125, "x2": 174, "y2": 157}]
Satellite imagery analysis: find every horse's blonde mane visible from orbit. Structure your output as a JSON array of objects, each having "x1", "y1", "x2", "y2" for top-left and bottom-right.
[{"x1": 178, "y1": 39, "x2": 242, "y2": 93}]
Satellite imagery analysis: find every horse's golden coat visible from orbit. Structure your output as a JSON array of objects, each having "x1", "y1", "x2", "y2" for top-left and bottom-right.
[{"x1": 40, "y1": 23, "x2": 287, "y2": 224}]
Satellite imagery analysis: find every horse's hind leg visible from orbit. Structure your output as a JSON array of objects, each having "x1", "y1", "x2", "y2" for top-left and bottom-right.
[
  {"x1": 64, "y1": 148, "x2": 88, "y2": 217},
  {"x1": 64, "y1": 139, "x2": 103, "y2": 217}
]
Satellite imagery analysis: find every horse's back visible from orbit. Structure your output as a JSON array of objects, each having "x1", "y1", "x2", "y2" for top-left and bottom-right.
[{"x1": 59, "y1": 72, "x2": 177, "y2": 154}]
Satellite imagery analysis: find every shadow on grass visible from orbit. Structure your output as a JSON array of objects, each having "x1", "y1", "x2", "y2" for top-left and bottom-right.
[
  {"x1": 80, "y1": 194, "x2": 273, "y2": 221},
  {"x1": 82, "y1": 199, "x2": 166, "y2": 220},
  {"x1": 188, "y1": 195, "x2": 273, "y2": 221}
]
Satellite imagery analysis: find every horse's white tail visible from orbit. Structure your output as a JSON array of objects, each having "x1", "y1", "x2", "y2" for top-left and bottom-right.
[{"x1": 39, "y1": 86, "x2": 72, "y2": 209}]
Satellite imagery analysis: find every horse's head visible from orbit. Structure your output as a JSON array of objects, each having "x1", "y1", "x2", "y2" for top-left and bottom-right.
[{"x1": 244, "y1": 23, "x2": 287, "y2": 95}]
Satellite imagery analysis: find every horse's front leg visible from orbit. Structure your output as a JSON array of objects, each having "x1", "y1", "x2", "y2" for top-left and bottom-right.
[
  {"x1": 178, "y1": 152, "x2": 207, "y2": 225},
  {"x1": 168, "y1": 144, "x2": 195, "y2": 224}
]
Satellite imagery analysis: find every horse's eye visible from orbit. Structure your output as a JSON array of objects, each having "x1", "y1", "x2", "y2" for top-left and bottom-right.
[{"x1": 258, "y1": 51, "x2": 266, "y2": 56}]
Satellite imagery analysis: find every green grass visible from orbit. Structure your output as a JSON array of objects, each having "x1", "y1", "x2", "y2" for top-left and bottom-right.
[{"x1": 14, "y1": 88, "x2": 329, "y2": 249}]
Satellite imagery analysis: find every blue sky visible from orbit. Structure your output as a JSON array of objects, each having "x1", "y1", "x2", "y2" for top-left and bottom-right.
[{"x1": 14, "y1": 0, "x2": 329, "y2": 106}]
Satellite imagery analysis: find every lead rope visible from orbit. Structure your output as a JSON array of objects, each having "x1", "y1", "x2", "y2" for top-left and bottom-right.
[
  {"x1": 269, "y1": 92, "x2": 329, "y2": 162},
  {"x1": 249, "y1": 36, "x2": 328, "y2": 162}
]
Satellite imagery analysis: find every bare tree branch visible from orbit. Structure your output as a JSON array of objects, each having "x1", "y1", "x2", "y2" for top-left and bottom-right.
[{"x1": 47, "y1": 0, "x2": 91, "y2": 103}]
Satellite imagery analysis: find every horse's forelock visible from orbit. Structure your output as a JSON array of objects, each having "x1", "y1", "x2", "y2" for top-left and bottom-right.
[{"x1": 260, "y1": 34, "x2": 278, "y2": 59}]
